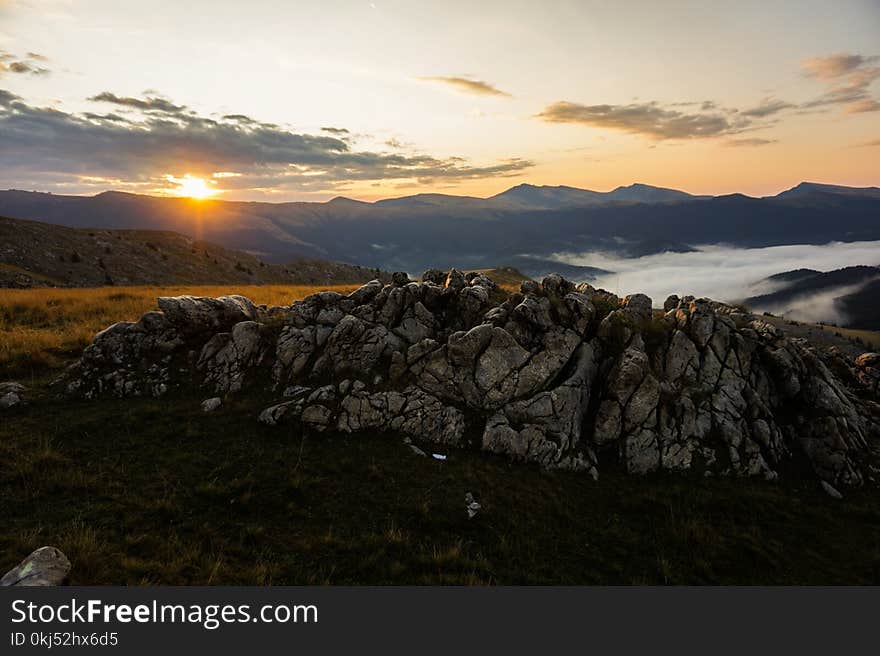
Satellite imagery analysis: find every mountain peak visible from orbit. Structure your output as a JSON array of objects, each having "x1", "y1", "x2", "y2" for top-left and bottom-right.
[
  {"x1": 776, "y1": 181, "x2": 880, "y2": 199},
  {"x1": 327, "y1": 196, "x2": 371, "y2": 206},
  {"x1": 607, "y1": 183, "x2": 695, "y2": 203}
]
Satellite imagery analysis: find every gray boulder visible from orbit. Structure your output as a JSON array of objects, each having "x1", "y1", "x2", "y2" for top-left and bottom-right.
[
  {"x1": 0, "y1": 381, "x2": 25, "y2": 409},
  {"x1": 1, "y1": 546, "x2": 71, "y2": 586}
]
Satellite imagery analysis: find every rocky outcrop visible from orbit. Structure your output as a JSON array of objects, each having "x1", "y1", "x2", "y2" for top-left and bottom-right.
[
  {"x1": 0, "y1": 381, "x2": 26, "y2": 409},
  {"x1": 62, "y1": 270, "x2": 880, "y2": 487},
  {"x1": 1, "y1": 547, "x2": 71, "y2": 586}
]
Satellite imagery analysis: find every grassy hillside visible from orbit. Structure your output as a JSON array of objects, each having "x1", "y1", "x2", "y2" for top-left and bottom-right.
[
  {"x1": 465, "y1": 267, "x2": 531, "y2": 288},
  {"x1": 759, "y1": 315, "x2": 880, "y2": 355},
  {"x1": 0, "y1": 215, "x2": 384, "y2": 288}
]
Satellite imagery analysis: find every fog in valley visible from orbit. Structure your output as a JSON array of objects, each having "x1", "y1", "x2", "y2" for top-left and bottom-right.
[{"x1": 551, "y1": 240, "x2": 880, "y2": 325}]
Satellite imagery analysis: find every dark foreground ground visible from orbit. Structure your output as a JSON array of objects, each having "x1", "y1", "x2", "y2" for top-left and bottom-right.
[{"x1": 2, "y1": 391, "x2": 879, "y2": 585}]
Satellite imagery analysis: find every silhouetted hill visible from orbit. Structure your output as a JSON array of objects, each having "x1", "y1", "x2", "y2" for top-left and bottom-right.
[
  {"x1": 745, "y1": 266, "x2": 880, "y2": 330},
  {"x1": 764, "y1": 268, "x2": 822, "y2": 283},
  {"x1": 837, "y1": 279, "x2": 880, "y2": 330},
  {"x1": 774, "y1": 181, "x2": 880, "y2": 201},
  {"x1": 746, "y1": 266, "x2": 880, "y2": 307},
  {"x1": 0, "y1": 182, "x2": 878, "y2": 272}
]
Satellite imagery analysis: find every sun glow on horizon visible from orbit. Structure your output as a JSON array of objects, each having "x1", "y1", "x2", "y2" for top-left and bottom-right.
[{"x1": 167, "y1": 174, "x2": 219, "y2": 200}]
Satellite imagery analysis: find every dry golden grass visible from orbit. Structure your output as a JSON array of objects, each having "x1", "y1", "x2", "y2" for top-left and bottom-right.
[
  {"x1": 813, "y1": 324, "x2": 880, "y2": 350},
  {"x1": 0, "y1": 284, "x2": 358, "y2": 379}
]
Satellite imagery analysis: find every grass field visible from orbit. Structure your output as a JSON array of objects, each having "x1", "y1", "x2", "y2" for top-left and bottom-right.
[
  {"x1": 0, "y1": 285, "x2": 359, "y2": 381},
  {"x1": 1, "y1": 393, "x2": 879, "y2": 585},
  {"x1": 814, "y1": 324, "x2": 880, "y2": 350}
]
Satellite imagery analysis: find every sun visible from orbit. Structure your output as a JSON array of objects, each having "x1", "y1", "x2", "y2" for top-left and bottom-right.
[{"x1": 167, "y1": 174, "x2": 218, "y2": 200}]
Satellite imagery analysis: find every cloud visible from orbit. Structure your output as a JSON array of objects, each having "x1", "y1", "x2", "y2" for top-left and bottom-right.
[
  {"x1": 0, "y1": 88, "x2": 534, "y2": 195},
  {"x1": 844, "y1": 98, "x2": 880, "y2": 114},
  {"x1": 801, "y1": 52, "x2": 880, "y2": 114},
  {"x1": 802, "y1": 53, "x2": 878, "y2": 79},
  {"x1": 320, "y1": 126, "x2": 350, "y2": 135},
  {"x1": 419, "y1": 76, "x2": 512, "y2": 97},
  {"x1": 88, "y1": 91, "x2": 186, "y2": 114},
  {"x1": 724, "y1": 138, "x2": 777, "y2": 147},
  {"x1": 535, "y1": 100, "x2": 752, "y2": 140},
  {"x1": 0, "y1": 50, "x2": 50, "y2": 77},
  {"x1": 537, "y1": 55, "x2": 879, "y2": 141},
  {"x1": 221, "y1": 114, "x2": 258, "y2": 124},
  {"x1": 859, "y1": 138, "x2": 880, "y2": 147},
  {"x1": 740, "y1": 97, "x2": 796, "y2": 118}
]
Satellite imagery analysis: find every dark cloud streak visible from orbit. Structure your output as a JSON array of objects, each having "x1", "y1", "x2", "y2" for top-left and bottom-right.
[
  {"x1": 535, "y1": 101, "x2": 751, "y2": 139},
  {"x1": 420, "y1": 76, "x2": 512, "y2": 97},
  {"x1": 88, "y1": 91, "x2": 187, "y2": 114},
  {"x1": 0, "y1": 89, "x2": 533, "y2": 194},
  {"x1": 0, "y1": 50, "x2": 50, "y2": 77},
  {"x1": 724, "y1": 138, "x2": 778, "y2": 147}
]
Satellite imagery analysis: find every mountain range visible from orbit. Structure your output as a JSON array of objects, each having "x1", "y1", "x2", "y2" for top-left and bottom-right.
[{"x1": 0, "y1": 181, "x2": 878, "y2": 273}]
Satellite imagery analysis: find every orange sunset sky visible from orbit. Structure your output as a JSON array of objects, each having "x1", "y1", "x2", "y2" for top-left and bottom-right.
[{"x1": 1, "y1": 0, "x2": 879, "y2": 201}]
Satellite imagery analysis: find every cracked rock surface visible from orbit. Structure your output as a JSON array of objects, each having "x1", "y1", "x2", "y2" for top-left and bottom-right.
[{"x1": 62, "y1": 270, "x2": 880, "y2": 487}]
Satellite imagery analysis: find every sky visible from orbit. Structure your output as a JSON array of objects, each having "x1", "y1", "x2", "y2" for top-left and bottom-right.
[{"x1": 0, "y1": 0, "x2": 879, "y2": 201}]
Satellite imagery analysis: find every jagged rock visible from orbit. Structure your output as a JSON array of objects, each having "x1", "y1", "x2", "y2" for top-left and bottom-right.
[
  {"x1": 469, "y1": 272, "x2": 496, "y2": 290},
  {"x1": 258, "y1": 400, "x2": 301, "y2": 426},
  {"x1": 421, "y1": 269, "x2": 447, "y2": 284},
  {"x1": 465, "y1": 492, "x2": 481, "y2": 519},
  {"x1": 1, "y1": 546, "x2": 71, "y2": 586},
  {"x1": 408, "y1": 443, "x2": 427, "y2": 457},
  {"x1": 283, "y1": 385, "x2": 313, "y2": 398},
  {"x1": 445, "y1": 268, "x2": 466, "y2": 291},
  {"x1": 0, "y1": 381, "x2": 25, "y2": 409},
  {"x1": 347, "y1": 279, "x2": 384, "y2": 306},
  {"x1": 201, "y1": 397, "x2": 222, "y2": 412},
  {"x1": 622, "y1": 294, "x2": 653, "y2": 324},
  {"x1": 821, "y1": 480, "x2": 843, "y2": 499},
  {"x1": 854, "y1": 352, "x2": 880, "y2": 397},
  {"x1": 301, "y1": 404, "x2": 333, "y2": 430},
  {"x1": 541, "y1": 273, "x2": 574, "y2": 298},
  {"x1": 483, "y1": 343, "x2": 600, "y2": 474},
  {"x1": 199, "y1": 321, "x2": 270, "y2": 393},
  {"x1": 64, "y1": 270, "x2": 880, "y2": 488},
  {"x1": 158, "y1": 295, "x2": 261, "y2": 335},
  {"x1": 336, "y1": 385, "x2": 465, "y2": 445}
]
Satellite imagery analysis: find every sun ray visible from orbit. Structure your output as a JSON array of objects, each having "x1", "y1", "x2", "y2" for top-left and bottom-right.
[{"x1": 166, "y1": 174, "x2": 218, "y2": 200}]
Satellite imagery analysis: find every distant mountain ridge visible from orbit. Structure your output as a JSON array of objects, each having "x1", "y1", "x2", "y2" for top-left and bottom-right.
[
  {"x1": 773, "y1": 181, "x2": 880, "y2": 201},
  {"x1": 376, "y1": 182, "x2": 704, "y2": 211},
  {"x1": 0, "y1": 181, "x2": 878, "y2": 273}
]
